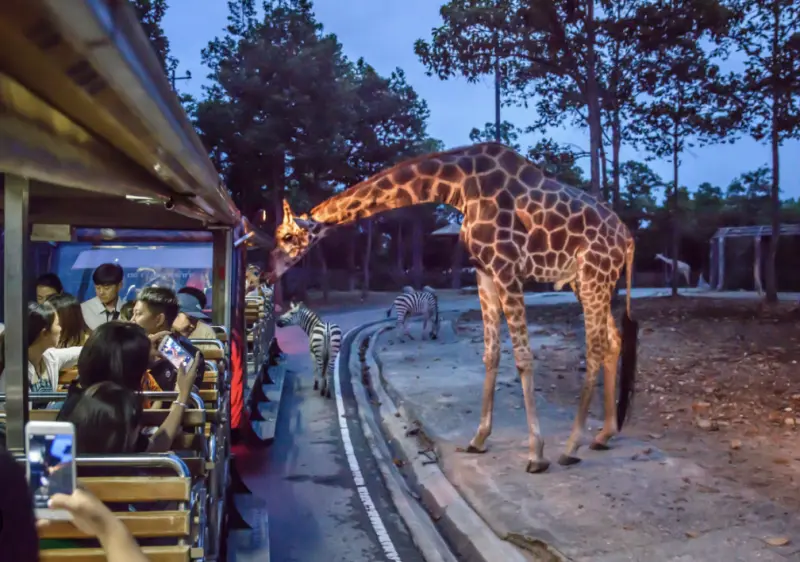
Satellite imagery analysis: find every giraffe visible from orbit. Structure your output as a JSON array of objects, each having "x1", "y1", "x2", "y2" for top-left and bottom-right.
[{"x1": 267, "y1": 142, "x2": 639, "y2": 472}]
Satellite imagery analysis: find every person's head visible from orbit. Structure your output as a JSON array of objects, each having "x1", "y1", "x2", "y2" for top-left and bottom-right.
[
  {"x1": 92, "y1": 263, "x2": 124, "y2": 306},
  {"x1": 133, "y1": 287, "x2": 179, "y2": 335},
  {"x1": 246, "y1": 265, "x2": 261, "y2": 289},
  {"x1": 46, "y1": 293, "x2": 88, "y2": 347},
  {"x1": 28, "y1": 301, "x2": 60, "y2": 351},
  {"x1": 77, "y1": 322, "x2": 151, "y2": 391},
  {"x1": 35, "y1": 273, "x2": 63, "y2": 304},
  {"x1": 65, "y1": 382, "x2": 142, "y2": 454},
  {"x1": 119, "y1": 300, "x2": 135, "y2": 322},
  {"x1": 0, "y1": 450, "x2": 39, "y2": 561},
  {"x1": 173, "y1": 292, "x2": 211, "y2": 338},
  {"x1": 177, "y1": 286, "x2": 207, "y2": 309}
]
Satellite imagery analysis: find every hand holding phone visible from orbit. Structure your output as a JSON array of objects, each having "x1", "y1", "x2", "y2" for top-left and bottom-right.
[
  {"x1": 26, "y1": 421, "x2": 76, "y2": 521},
  {"x1": 176, "y1": 352, "x2": 201, "y2": 397}
]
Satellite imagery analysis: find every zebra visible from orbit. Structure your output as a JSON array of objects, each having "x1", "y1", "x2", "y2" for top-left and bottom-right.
[
  {"x1": 386, "y1": 286, "x2": 440, "y2": 340},
  {"x1": 276, "y1": 301, "x2": 342, "y2": 398}
]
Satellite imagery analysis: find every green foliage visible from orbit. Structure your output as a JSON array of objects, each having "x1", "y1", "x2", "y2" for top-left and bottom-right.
[
  {"x1": 194, "y1": 0, "x2": 432, "y2": 222},
  {"x1": 468, "y1": 120, "x2": 520, "y2": 150},
  {"x1": 130, "y1": 0, "x2": 179, "y2": 76}
]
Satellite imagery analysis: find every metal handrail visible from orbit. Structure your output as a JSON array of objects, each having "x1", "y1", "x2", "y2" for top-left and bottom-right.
[{"x1": 0, "y1": 391, "x2": 205, "y2": 409}]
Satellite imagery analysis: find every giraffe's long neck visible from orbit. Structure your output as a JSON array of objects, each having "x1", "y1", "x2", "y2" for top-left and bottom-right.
[{"x1": 309, "y1": 146, "x2": 492, "y2": 225}]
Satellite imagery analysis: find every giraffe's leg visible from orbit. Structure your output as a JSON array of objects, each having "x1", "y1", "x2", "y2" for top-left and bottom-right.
[
  {"x1": 497, "y1": 280, "x2": 549, "y2": 473},
  {"x1": 465, "y1": 270, "x2": 502, "y2": 455},
  {"x1": 559, "y1": 281, "x2": 610, "y2": 466},
  {"x1": 589, "y1": 310, "x2": 622, "y2": 450}
]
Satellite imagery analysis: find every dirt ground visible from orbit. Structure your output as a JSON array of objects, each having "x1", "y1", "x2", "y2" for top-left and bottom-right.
[{"x1": 459, "y1": 297, "x2": 800, "y2": 512}]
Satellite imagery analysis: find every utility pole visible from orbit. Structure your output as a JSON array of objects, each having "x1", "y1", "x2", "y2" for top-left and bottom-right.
[{"x1": 170, "y1": 67, "x2": 191, "y2": 91}]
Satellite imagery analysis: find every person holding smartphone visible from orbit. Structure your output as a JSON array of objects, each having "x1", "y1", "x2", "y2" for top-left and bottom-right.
[{"x1": 132, "y1": 287, "x2": 205, "y2": 391}]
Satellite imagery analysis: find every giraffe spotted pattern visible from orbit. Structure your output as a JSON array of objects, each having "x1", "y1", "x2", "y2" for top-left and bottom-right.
[{"x1": 269, "y1": 142, "x2": 638, "y2": 473}]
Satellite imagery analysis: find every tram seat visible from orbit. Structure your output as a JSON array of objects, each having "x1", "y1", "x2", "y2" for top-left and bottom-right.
[{"x1": 37, "y1": 454, "x2": 199, "y2": 562}]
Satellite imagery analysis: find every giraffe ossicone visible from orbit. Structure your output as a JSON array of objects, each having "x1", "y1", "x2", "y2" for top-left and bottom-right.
[{"x1": 268, "y1": 142, "x2": 639, "y2": 473}]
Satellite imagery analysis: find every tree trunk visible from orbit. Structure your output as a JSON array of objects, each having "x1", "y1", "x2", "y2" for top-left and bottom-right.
[
  {"x1": 395, "y1": 221, "x2": 404, "y2": 275},
  {"x1": 671, "y1": 128, "x2": 680, "y2": 298},
  {"x1": 347, "y1": 227, "x2": 357, "y2": 292},
  {"x1": 599, "y1": 140, "x2": 609, "y2": 201},
  {"x1": 361, "y1": 219, "x2": 373, "y2": 299},
  {"x1": 765, "y1": 2, "x2": 781, "y2": 304},
  {"x1": 411, "y1": 215, "x2": 424, "y2": 289},
  {"x1": 585, "y1": 0, "x2": 603, "y2": 199},
  {"x1": 271, "y1": 156, "x2": 285, "y2": 306},
  {"x1": 494, "y1": 37, "x2": 502, "y2": 143},
  {"x1": 317, "y1": 243, "x2": 329, "y2": 303},
  {"x1": 611, "y1": 115, "x2": 622, "y2": 213}
]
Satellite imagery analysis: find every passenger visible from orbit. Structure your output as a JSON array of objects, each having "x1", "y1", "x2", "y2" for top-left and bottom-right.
[
  {"x1": 0, "y1": 302, "x2": 81, "y2": 405},
  {"x1": 177, "y1": 285, "x2": 207, "y2": 308},
  {"x1": 119, "y1": 300, "x2": 135, "y2": 322},
  {"x1": 81, "y1": 263, "x2": 124, "y2": 330},
  {"x1": 35, "y1": 273, "x2": 64, "y2": 304},
  {"x1": 58, "y1": 323, "x2": 200, "y2": 452},
  {"x1": 173, "y1": 291, "x2": 217, "y2": 340},
  {"x1": 57, "y1": 322, "x2": 157, "y2": 415},
  {"x1": 245, "y1": 264, "x2": 261, "y2": 296},
  {"x1": 0, "y1": 449, "x2": 151, "y2": 561},
  {"x1": 46, "y1": 293, "x2": 90, "y2": 347},
  {"x1": 67, "y1": 381, "x2": 145, "y2": 454},
  {"x1": 133, "y1": 287, "x2": 206, "y2": 391}
]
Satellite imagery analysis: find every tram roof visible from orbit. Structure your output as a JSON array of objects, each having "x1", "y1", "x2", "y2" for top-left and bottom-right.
[{"x1": 0, "y1": 0, "x2": 242, "y2": 230}]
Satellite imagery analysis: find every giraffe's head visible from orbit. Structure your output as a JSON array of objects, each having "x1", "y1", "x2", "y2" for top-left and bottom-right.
[
  {"x1": 268, "y1": 200, "x2": 333, "y2": 282},
  {"x1": 275, "y1": 300, "x2": 304, "y2": 328}
]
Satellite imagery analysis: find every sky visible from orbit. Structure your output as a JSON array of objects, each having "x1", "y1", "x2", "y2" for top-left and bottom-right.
[{"x1": 163, "y1": 0, "x2": 800, "y2": 199}]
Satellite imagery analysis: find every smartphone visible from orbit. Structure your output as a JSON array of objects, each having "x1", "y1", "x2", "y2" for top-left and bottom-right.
[
  {"x1": 158, "y1": 334, "x2": 193, "y2": 370},
  {"x1": 25, "y1": 421, "x2": 76, "y2": 520}
]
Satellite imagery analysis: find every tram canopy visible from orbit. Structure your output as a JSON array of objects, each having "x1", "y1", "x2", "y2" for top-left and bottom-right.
[{"x1": 0, "y1": 0, "x2": 241, "y2": 230}]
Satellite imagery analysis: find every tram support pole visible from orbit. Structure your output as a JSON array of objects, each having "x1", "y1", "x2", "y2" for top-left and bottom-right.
[{"x1": 3, "y1": 174, "x2": 30, "y2": 453}]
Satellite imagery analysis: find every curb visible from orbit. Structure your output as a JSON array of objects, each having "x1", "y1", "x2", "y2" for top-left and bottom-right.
[
  {"x1": 347, "y1": 321, "x2": 460, "y2": 562},
  {"x1": 358, "y1": 324, "x2": 534, "y2": 562}
]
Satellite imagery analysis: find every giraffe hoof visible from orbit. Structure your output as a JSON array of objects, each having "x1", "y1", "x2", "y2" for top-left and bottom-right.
[
  {"x1": 589, "y1": 442, "x2": 612, "y2": 451},
  {"x1": 525, "y1": 459, "x2": 551, "y2": 474},
  {"x1": 430, "y1": 334, "x2": 438, "y2": 340},
  {"x1": 464, "y1": 444, "x2": 487, "y2": 454},
  {"x1": 557, "y1": 454, "x2": 582, "y2": 466},
  {"x1": 313, "y1": 381, "x2": 319, "y2": 390}
]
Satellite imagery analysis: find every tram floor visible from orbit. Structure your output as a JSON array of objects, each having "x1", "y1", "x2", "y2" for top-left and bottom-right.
[{"x1": 234, "y1": 326, "x2": 427, "y2": 562}]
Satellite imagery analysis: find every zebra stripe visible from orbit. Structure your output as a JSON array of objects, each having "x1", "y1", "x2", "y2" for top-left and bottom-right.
[
  {"x1": 386, "y1": 288, "x2": 439, "y2": 340},
  {"x1": 277, "y1": 303, "x2": 342, "y2": 397}
]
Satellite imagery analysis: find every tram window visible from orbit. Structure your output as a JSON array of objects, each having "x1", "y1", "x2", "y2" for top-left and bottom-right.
[{"x1": 49, "y1": 242, "x2": 215, "y2": 310}]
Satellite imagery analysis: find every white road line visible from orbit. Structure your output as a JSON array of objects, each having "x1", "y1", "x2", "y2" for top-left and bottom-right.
[{"x1": 334, "y1": 326, "x2": 402, "y2": 562}]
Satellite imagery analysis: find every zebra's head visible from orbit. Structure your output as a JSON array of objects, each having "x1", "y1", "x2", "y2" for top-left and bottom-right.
[
  {"x1": 276, "y1": 300, "x2": 305, "y2": 328},
  {"x1": 268, "y1": 200, "x2": 333, "y2": 283}
]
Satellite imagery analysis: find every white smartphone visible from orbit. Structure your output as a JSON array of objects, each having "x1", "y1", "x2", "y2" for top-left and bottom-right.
[{"x1": 25, "y1": 420, "x2": 76, "y2": 520}]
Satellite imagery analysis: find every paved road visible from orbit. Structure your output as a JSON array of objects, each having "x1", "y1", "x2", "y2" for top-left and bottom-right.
[{"x1": 245, "y1": 306, "x2": 426, "y2": 562}]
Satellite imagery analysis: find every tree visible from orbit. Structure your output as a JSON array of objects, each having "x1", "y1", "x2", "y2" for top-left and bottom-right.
[
  {"x1": 630, "y1": 0, "x2": 734, "y2": 296},
  {"x1": 130, "y1": 0, "x2": 179, "y2": 77},
  {"x1": 725, "y1": 0, "x2": 800, "y2": 302},
  {"x1": 415, "y1": 0, "x2": 608, "y2": 197},
  {"x1": 468, "y1": 120, "x2": 521, "y2": 150}
]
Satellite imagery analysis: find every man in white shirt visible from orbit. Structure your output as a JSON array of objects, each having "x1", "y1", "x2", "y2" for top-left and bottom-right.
[{"x1": 81, "y1": 263, "x2": 125, "y2": 331}]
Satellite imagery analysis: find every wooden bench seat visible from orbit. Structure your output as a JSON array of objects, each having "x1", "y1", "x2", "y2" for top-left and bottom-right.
[
  {"x1": 40, "y1": 545, "x2": 191, "y2": 562},
  {"x1": 40, "y1": 475, "x2": 194, "y2": 561}
]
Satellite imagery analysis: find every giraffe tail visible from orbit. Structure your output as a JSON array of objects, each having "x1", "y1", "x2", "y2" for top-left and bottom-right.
[{"x1": 617, "y1": 239, "x2": 638, "y2": 430}]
